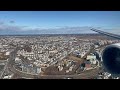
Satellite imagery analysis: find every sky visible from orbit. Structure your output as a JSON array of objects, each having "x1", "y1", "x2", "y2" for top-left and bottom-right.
[{"x1": 0, "y1": 11, "x2": 120, "y2": 34}]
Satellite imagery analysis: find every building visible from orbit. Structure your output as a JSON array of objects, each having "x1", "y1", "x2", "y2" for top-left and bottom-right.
[
  {"x1": 87, "y1": 55, "x2": 97, "y2": 64},
  {"x1": 5, "y1": 51, "x2": 10, "y2": 55},
  {"x1": 87, "y1": 55, "x2": 96, "y2": 60},
  {"x1": 84, "y1": 60, "x2": 92, "y2": 70},
  {"x1": 36, "y1": 67, "x2": 41, "y2": 74},
  {"x1": 3, "y1": 74, "x2": 14, "y2": 79}
]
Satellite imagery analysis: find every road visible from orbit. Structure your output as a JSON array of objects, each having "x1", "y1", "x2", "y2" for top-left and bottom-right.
[
  {"x1": 37, "y1": 68, "x2": 100, "y2": 79},
  {"x1": 0, "y1": 48, "x2": 18, "y2": 79}
]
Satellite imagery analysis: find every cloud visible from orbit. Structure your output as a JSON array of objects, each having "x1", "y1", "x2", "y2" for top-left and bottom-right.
[
  {"x1": 0, "y1": 21, "x2": 119, "y2": 35},
  {"x1": 0, "y1": 24, "x2": 22, "y2": 31},
  {"x1": 9, "y1": 20, "x2": 15, "y2": 24},
  {"x1": 21, "y1": 26, "x2": 29, "y2": 28},
  {"x1": 0, "y1": 24, "x2": 96, "y2": 35},
  {"x1": 0, "y1": 21, "x2": 4, "y2": 25}
]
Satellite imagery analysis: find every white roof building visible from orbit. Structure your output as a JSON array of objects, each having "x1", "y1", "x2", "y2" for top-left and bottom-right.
[
  {"x1": 87, "y1": 55, "x2": 96, "y2": 60},
  {"x1": 5, "y1": 51, "x2": 10, "y2": 55},
  {"x1": 3, "y1": 74, "x2": 14, "y2": 79},
  {"x1": 87, "y1": 55, "x2": 97, "y2": 64}
]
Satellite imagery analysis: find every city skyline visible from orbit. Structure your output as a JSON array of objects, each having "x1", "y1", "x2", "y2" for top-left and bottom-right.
[{"x1": 0, "y1": 11, "x2": 120, "y2": 35}]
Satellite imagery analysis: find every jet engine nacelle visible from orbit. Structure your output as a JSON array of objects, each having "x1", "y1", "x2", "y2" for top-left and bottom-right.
[{"x1": 102, "y1": 43, "x2": 120, "y2": 75}]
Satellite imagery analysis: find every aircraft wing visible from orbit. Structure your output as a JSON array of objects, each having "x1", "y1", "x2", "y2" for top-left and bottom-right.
[{"x1": 91, "y1": 28, "x2": 120, "y2": 39}]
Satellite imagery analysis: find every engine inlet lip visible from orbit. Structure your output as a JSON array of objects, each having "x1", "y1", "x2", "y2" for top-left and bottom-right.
[{"x1": 102, "y1": 44, "x2": 120, "y2": 76}]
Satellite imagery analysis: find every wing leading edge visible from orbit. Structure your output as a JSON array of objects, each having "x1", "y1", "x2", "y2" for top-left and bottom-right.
[{"x1": 91, "y1": 28, "x2": 120, "y2": 39}]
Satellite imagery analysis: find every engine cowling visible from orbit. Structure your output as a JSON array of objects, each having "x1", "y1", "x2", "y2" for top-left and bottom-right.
[{"x1": 102, "y1": 43, "x2": 120, "y2": 75}]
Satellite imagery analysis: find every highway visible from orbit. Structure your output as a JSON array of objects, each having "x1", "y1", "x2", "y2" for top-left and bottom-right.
[
  {"x1": 0, "y1": 49, "x2": 17, "y2": 79},
  {"x1": 37, "y1": 68, "x2": 100, "y2": 79},
  {"x1": 0, "y1": 60, "x2": 9, "y2": 78}
]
